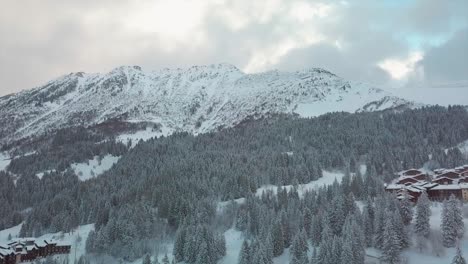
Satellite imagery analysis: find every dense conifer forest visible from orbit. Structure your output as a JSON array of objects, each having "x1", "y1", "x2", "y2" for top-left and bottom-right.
[{"x1": 1, "y1": 105, "x2": 468, "y2": 263}]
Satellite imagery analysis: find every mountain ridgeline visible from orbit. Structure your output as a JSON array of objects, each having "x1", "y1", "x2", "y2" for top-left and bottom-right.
[
  {"x1": 0, "y1": 106, "x2": 467, "y2": 262},
  {"x1": 0, "y1": 64, "x2": 416, "y2": 149}
]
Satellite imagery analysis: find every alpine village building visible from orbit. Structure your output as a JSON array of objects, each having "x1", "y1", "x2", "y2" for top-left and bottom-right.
[
  {"x1": 385, "y1": 165, "x2": 468, "y2": 202},
  {"x1": 0, "y1": 239, "x2": 70, "y2": 264}
]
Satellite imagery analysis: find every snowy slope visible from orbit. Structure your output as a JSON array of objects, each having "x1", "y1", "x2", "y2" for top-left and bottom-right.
[
  {"x1": 0, "y1": 64, "x2": 418, "y2": 145},
  {"x1": 71, "y1": 155, "x2": 120, "y2": 181}
]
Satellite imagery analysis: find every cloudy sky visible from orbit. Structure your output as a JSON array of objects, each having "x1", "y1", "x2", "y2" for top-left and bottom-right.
[{"x1": 1, "y1": 0, "x2": 467, "y2": 103}]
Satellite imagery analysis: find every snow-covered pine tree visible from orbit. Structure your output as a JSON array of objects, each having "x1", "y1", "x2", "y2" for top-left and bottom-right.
[
  {"x1": 143, "y1": 254, "x2": 151, "y2": 264},
  {"x1": 393, "y1": 210, "x2": 410, "y2": 249},
  {"x1": 238, "y1": 240, "x2": 251, "y2": 264},
  {"x1": 310, "y1": 215, "x2": 322, "y2": 247},
  {"x1": 382, "y1": 214, "x2": 401, "y2": 264},
  {"x1": 415, "y1": 191, "x2": 431, "y2": 238},
  {"x1": 442, "y1": 195, "x2": 464, "y2": 248},
  {"x1": 373, "y1": 198, "x2": 386, "y2": 249},
  {"x1": 452, "y1": 245, "x2": 467, "y2": 264},
  {"x1": 450, "y1": 195, "x2": 465, "y2": 239},
  {"x1": 195, "y1": 241, "x2": 212, "y2": 264},
  {"x1": 162, "y1": 254, "x2": 170, "y2": 264},
  {"x1": 303, "y1": 208, "x2": 313, "y2": 238},
  {"x1": 271, "y1": 218, "x2": 284, "y2": 257},
  {"x1": 340, "y1": 237, "x2": 353, "y2": 264},
  {"x1": 173, "y1": 227, "x2": 186, "y2": 262},
  {"x1": 398, "y1": 190, "x2": 413, "y2": 225},
  {"x1": 330, "y1": 236, "x2": 343, "y2": 264},
  {"x1": 290, "y1": 229, "x2": 309, "y2": 263}
]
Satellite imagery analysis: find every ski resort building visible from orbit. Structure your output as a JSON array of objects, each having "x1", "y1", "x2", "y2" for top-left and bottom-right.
[
  {"x1": 0, "y1": 239, "x2": 70, "y2": 264},
  {"x1": 385, "y1": 165, "x2": 468, "y2": 202}
]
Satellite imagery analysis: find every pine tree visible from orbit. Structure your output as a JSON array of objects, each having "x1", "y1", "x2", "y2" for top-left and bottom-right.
[
  {"x1": 382, "y1": 214, "x2": 401, "y2": 264},
  {"x1": 341, "y1": 237, "x2": 353, "y2": 264},
  {"x1": 310, "y1": 215, "x2": 321, "y2": 247},
  {"x1": 238, "y1": 240, "x2": 250, "y2": 264},
  {"x1": 173, "y1": 227, "x2": 185, "y2": 262},
  {"x1": 143, "y1": 254, "x2": 151, "y2": 264},
  {"x1": 398, "y1": 191, "x2": 413, "y2": 225},
  {"x1": 195, "y1": 241, "x2": 212, "y2": 264},
  {"x1": 415, "y1": 191, "x2": 431, "y2": 238},
  {"x1": 271, "y1": 218, "x2": 284, "y2": 257},
  {"x1": 290, "y1": 229, "x2": 309, "y2": 263},
  {"x1": 373, "y1": 199, "x2": 386, "y2": 249},
  {"x1": 442, "y1": 195, "x2": 464, "y2": 248},
  {"x1": 162, "y1": 254, "x2": 170, "y2": 264},
  {"x1": 452, "y1": 246, "x2": 467, "y2": 264},
  {"x1": 393, "y1": 210, "x2": 410, "y2": 249}
]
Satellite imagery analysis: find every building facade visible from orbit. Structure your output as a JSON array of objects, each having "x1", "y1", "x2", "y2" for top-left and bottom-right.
[{"x1": 0, "y1": 239, "x2": 70, "y2": 264}]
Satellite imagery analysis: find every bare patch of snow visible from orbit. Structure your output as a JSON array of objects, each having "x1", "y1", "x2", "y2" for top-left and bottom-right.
[
  {"x1": 0, "y1": 152, "x2": 10, "y2": 171},
  {"x1": 36, "y1": 170, "x2": 56, "y2": 179},
  {"x1": 256, "y1": 170, "x2": 344, "y2": 198},
  {"x1": 117, "y1": 126, "x2": 174, "y2": 148},
  {"x1": 71, "y1": 155, "x2": 120, "y2": 181}
]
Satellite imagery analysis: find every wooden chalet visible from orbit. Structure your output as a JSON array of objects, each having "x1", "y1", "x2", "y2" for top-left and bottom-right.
[
  {"x1": 386, "y1": 165, "x2": 468, "y2": 202},
  {"x1": 0, "y1": 239, "x2": 70, "y2": 264}
]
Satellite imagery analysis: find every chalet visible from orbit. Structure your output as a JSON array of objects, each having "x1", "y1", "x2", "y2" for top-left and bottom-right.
[
  {"x1": 432, "y1": 176, "x2": 456, "y2": 185},
  {"x1": 427, "y1": 185, "x2": 463, "y2": 200},
  {"x1": 0, "y1": 239, "x2": 70, "y2": 264},
  {"x1": 385, "y1": 165, "x2": 468, "y2": 202},
  {"x1": 0, "y1": 247, "x2": 15, "y2": 264},
  {"x1": 436, "y1": 170, "x2": 461, "y2": 179},
  {"x1": 395, "y1": 177, "x2": 420, "y2": 185}
]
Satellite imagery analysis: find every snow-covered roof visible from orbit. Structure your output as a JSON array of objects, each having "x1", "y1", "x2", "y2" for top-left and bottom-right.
[
  {"x1": 431, "y1": 185, "x2": 461, "y2": 190},
  {"x1": 0, "y1": 247, "x2": 13, "y2": 256},
  {"x1": 386, "y1": 184, "x2": 404, "y2": 190},
  {"x1": 406, "y1": 186, "x2": 422, "y2": 193}
]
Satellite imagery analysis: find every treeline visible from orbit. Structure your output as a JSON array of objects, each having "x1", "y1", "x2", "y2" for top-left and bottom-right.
[{"x1": 7, "y1": 126, "x2": 128, "y2": 175}]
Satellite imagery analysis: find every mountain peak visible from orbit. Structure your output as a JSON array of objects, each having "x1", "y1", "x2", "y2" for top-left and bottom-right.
[{"x1": 0, "y1": 64, "x2": 418, "y2": 145}]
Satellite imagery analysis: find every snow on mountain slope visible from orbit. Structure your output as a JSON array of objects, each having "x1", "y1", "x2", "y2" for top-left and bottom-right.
[
  {"x1": 0, "y1": 64, "x2": 418, "y2": 145},
  {"x1": 71, "y1": 154, "x2": 120, "y2": 181}
]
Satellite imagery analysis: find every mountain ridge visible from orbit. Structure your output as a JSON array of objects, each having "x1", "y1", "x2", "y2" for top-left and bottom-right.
[{"x1": 0, "y1": 63, "x2": 419, "y2": 146}]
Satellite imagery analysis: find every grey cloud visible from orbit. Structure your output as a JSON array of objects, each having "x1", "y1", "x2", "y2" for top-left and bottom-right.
[
  {"x1": 0, "y1": 0, "x2": 467, "y2": 96},
  {"x1": 417, "y1": 29, "x2": 468, "y2": 84}
]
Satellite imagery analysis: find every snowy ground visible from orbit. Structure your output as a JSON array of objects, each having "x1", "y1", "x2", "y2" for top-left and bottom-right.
[
  {"x1": 218, "y1": 170, "x2": 344, "y2": 213},
  {"x1": 0, "y1": 152, "x2": 11, "y2": 171},
  {"x1": 71, "y1": 154, "x2": 120, "y2": 181},
  {"x1": 36, "y1": 170, "x2": 56, "y2": 179},
  {"x1": 0, "y1": 223, "x2": 94, "y2": 264},
  {"x1": 117, "y1": 125, "x2": 173, "y2": 148},
  {"x1": 255, "y1": 170, "x2": 345, "y2": 198}
]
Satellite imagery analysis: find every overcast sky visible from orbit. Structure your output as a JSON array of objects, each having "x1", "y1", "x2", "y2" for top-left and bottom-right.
[{"x1": 1, "y1": 0, "x2": 467, "y2": 104}]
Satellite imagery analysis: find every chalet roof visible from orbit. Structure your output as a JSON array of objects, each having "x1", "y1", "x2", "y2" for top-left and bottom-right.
[
  {"x1": 423, "y1": 183, "x2": 439, "y2": 189},
  {"x1": 432, "y1": 176, "x2": 454, "y2": 182},
  {"x1": 406, "y1": 186, "x2": 422, "y2": 193},
  {"x1": 386, "y1": 184, "x2": 404, "y2": 190},
  {"x1": 431, "y1": 185, "x2": 461, "y2": 190},
  {"x1": 397, "y1": 193, "x2": 414, "y2": 200},
  {"x1": 0, "y1": 247, "x2": 13, "y2": 256},
  {"x1": 399, "y1": 169, "x2": 423, "y2": 176},
  {"x1": 437, "y1": 170, "x2": 461, "y2": 178}
]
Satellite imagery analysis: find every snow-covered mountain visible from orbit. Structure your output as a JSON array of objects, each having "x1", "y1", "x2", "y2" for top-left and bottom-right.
[{"x1": 0, "y1": 63, "x2": 417, "y2": 145}]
